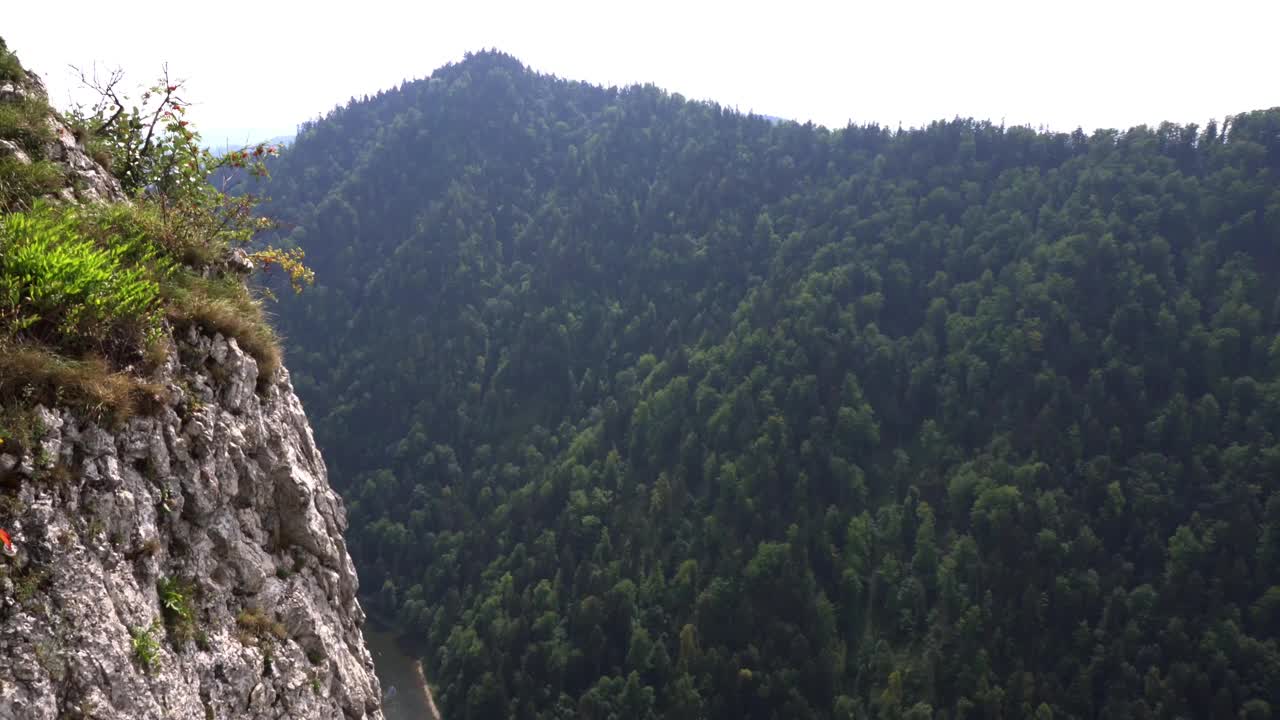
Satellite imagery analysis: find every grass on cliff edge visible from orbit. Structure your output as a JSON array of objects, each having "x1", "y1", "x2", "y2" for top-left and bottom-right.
[
  {"x1": 0, "y1": 40, "x2": 66, "y2": 213},
  {"x1": 0, "y1": 200, "x2": 282, "y2": 443},
  {"x1": 0, "y1": 38, "x2": 25, "y2": 85},
  {"x1": 0, "y1": 40, "x2": 288, "y2": 447},
  {"x1": 78, "y1": 201, "x2": 283, "y2": 376}
]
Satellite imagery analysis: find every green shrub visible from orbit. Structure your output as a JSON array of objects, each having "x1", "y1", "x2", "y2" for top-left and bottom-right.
[
  {"x1": 13, "y1": 567, "x2": 46, "y2": 605},
  {"x1": 0, "y1": 204, "x2": 167, "y2": 350},
  {"x1": 0, "y1": 158, "x2": 64, "y2": 211},
  {"x1": 77, "y1": 201, "x2": 222, "y2": 271},
  {"x1": 0, "y1": 48, "x2": 307, "y2": 423},
  {"x1": 0, "y1": 38, "x2": 24, "y2": 85},
  {"x1": 0, "y1": 42, "x2": 63, "y2": 210},
  {"x1": 0, "y1": 96, "x2": 55, "y2": 156},
  {"x1": 0, "y1": 403, "x2": 40, "y2": 454},
  {"x1": 71, "y1": 201, "x2": 285, "y2": 375}
]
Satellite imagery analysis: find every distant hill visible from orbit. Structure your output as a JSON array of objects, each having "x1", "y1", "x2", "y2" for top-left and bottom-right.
[
  {"x1": 204, "y1": 131, "x2": 294, "y2": 156},
  {"x1": 261, "y1": 49, "x2": 1280, "y2": 720}
]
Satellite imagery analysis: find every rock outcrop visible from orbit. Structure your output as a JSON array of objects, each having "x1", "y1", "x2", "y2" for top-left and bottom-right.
[
  {"x1": 0, "y1": 68, "x2": 125, "y2": 205},
  {"x1": 0, "y1": 328, "x2": 384, "y2": 719}
]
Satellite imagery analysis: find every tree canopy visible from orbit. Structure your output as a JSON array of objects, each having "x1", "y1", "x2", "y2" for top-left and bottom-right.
[{"x1": 262, "y1": 50, "x2": 1280, "y2": 719}]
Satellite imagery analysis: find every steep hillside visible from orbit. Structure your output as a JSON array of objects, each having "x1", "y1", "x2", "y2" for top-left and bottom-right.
[
  {"x1": 265, "y1": 51, "x2": 1280, "y2": 719},
  {"x1": 0, "y1": 41, "x2": 382, "y2": 719}
]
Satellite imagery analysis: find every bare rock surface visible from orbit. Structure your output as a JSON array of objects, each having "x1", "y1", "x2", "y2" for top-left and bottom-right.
[{"x1": 0, "y1": 327, "x2": 384, "y2": 719}]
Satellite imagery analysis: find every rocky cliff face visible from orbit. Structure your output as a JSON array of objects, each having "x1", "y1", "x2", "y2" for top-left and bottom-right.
[
  {"x1": 0, "y1": 68, "x2": 124, "y2": 205},
  {"x1": 0, "y1": 329, "x2": 384, "y2": 719},
  {"x1": 0, "y1": 45, "x2": 384, "y2": 719}
]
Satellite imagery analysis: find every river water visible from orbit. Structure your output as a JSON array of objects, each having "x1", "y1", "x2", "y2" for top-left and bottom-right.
[{"x1": 363, "y1": 626, "x2": 440, "y2": 720}]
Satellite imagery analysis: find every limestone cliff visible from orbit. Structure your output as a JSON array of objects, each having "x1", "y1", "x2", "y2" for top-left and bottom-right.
[
  {"x1": 0, "y1": 327, "x2": 384, "y2": 719},
  {"x1": 0, "y1": 43, "x2": 384, "y2": 720}
]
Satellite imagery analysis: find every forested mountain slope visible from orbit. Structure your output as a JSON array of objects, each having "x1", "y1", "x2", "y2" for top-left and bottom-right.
[{"x1": 263, "y1": 50, "x2": 1280, "y2": 719}]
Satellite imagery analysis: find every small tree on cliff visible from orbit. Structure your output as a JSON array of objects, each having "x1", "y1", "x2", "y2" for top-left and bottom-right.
[{"x1": 67, "y1": 64, "x2": 313, "y2": 293}]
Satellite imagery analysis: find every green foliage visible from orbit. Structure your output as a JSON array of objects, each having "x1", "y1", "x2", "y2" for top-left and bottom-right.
[
  {"x1": 0, "y1": 203, "x2": 166, "y2": 350},
  {"x1": 47, "y1": 63, "x2": 304, "y2": 373},
  {"x1": 263, "y1": 51, "x2": 1280, "y2": 719},
  {"x1": 0, "y1": 203, "x2": 172, "y2": 424},
  {"x1": 67, "y1": 199, "x2": 286, "y2": 373},
  {"x1": 0, "y1": 403, "x2": 40, "y2": 454},
  {"x1": 0, "y1": 43, "x2": 62, "y2": 212},
  {"x1": 0, "y1": 158, "x2": 64, "y2": 212},
  {"x1": 0, "y1": 37, "x2": 24, "y2": 84},
  {"x1": 71, "y1": 74, "x2": 203, "y2": 198},
  {"x1": 0, "y1": 42, "x2": 308, "y2": 427},
  {"x1": 0, "y1": 96, "x2": 55, "y2": 156},
  {"x1": 12, "y1": 567, "x2": 46, "y2": 605},
  {"x1": 129, "y1": 621, "x2": 162, "y2": 673},
  {"x1": 157, "y1": 576, "x2": 198, "y2": 646}
]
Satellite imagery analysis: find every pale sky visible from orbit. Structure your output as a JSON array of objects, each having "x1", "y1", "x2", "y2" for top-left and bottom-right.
[{"x1": 6, "y1": 0, "x2": 1278, "y2": 144}]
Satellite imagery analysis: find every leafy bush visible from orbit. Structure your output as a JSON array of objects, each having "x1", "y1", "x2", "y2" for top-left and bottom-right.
[
  {"x1": 79, "y1": 200, "x2": 222, "y2": 270},
  {"x1": 0, "y1": 403, "x2": 40, "y2": 453},
  {"x1": 64, "y1": 201, "x2": 286, "y2": 373},
  {"x1": 0, "y1": 45, "x2": 310, "y2": 428},
  {"x1": 0, "y1": 96, "x2": 55, "y2": 156},
  {"x1": 0, "y1": 61, "x2": 62, "y2": 210},
  {"x1": 0, "y1": 204, "x2": 167, "y2": 351},
  {"x1": 53, "y1": 69, "x2": 308, "y2": 378}
]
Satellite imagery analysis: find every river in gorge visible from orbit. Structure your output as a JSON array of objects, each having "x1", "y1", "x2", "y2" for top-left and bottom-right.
[{"x1": 363, "y1": 625, "x2": 441, "y2": 720}]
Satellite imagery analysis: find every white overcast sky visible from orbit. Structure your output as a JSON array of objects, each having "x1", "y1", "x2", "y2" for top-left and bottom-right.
[{"x1": 6, "y1": 0, "x2": 1278, "y2": 144}]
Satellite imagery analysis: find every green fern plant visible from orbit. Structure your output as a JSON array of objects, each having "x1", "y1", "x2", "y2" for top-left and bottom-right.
[{"x1": 0, "y1": 204, "x2": 169, "y2": 349}]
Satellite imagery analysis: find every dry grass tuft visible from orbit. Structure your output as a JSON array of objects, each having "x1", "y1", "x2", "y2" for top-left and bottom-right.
[
  {"x1": 0, "y1": 344, "x2": 158, "y2": 428},
  {"x1": 236, "y1": 608, "x2": 288, "y2": 645},
  {"x1": 142, "y1": 334, "x2": 173, "y2": 374},
  {"x1": 165, "y1": 276, "x2": 282, "y2": 377}
]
